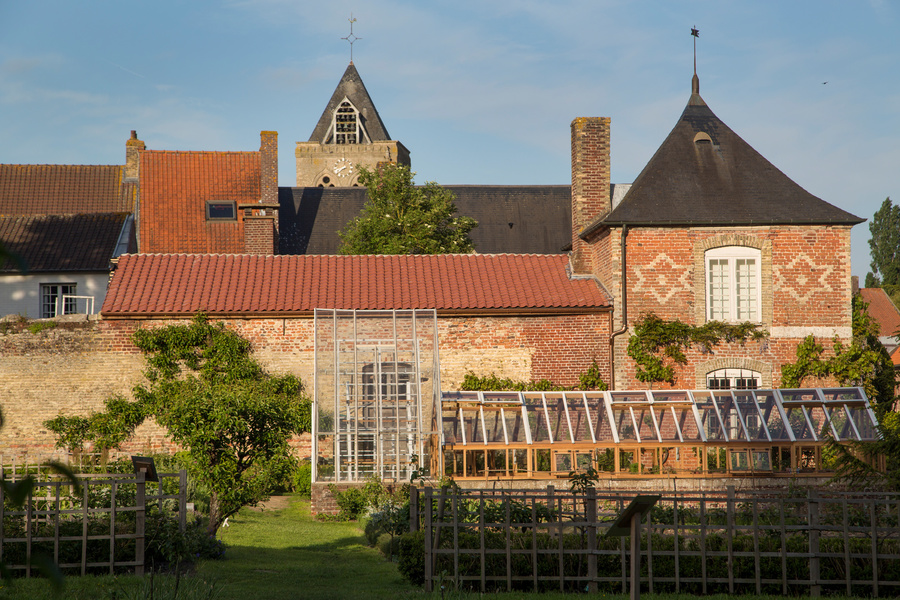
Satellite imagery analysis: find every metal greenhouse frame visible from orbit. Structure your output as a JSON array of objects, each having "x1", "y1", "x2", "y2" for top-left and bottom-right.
[
  {"x1": 313, "y1": 309, "x2": 441, "y2": 483},
  {"x1": 440, "y1": 387, "x2": 879, "y2": 479}
]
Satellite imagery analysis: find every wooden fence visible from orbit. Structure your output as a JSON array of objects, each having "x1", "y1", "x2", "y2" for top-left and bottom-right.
[
  {"x1": 410, "y1": 486, "x2": 900, "y2": 596},
  {"x1": 0, "y1": 471, "x2": 187, "y2": 576}
]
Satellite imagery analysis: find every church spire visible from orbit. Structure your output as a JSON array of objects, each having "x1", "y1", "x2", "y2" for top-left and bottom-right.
[{"x1": 342, "y1": 14, "x2": 362, "y2": 65}]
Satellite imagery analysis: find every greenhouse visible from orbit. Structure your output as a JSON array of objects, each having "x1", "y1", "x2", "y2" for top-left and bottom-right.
[{"x1": 439, "y1": 387, "x2": 879, "y2": 480}]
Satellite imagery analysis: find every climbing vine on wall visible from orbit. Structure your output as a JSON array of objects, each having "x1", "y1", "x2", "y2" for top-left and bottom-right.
[{"x1": 627, "y1": 313, "x2": 768, "y2": 386}]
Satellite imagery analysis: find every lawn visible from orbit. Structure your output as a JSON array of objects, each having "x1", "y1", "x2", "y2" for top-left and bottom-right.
[{"x1": 0, "y1": 494, "x2": 882, "y2": 600}]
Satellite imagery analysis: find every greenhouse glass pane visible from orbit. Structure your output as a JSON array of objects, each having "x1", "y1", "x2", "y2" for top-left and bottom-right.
[
  {"x1": 826, "y1": 406, "x2": 856, "y2": 441},
  {"x1": 614, "y1": 409, "x2": 638, "y2": 442},
  {"x1": 525, "y1": 400, "x2": 550, "y2": 442},
  {"x1": 463, "y1": 411, "x2": 482, "y2": 444},
  {"x1": 483, "y1": 409, "x2": 505, "y2": 444},
  {"x1": 634, "y1": 408, "x2": 658, "y2": 441},
  {"x1": 848, "y1": 407, "x2": 878, "y2": 440},
  {"x1": 676, "y1": 408, "x2": 703, "y2": 441},
  {"x1": 590, "y1": 397, "x2": 615, "y2": 442},
  {"x1": 442, "y1": 410, "x2": 462, "y2": 444},
  {"x1": 504, "y1": 408, "x2": 528, "y2": 443},
  {"x1": 610, "y1": 391, "x2": 651, "y2": 403},
  {"x1": 821, "y1": 388, "x2": 864, "y2": 402},
  {"x1": 755, "y1": 392, "x2": 790, "y2": 441},
  {"x1": 545, "y1": 397, "x2": 571, "y2": 443},
  {"x1": 805, "y1": 405, "x2": 830, "y2": 439},
  {"x1": 735, "y1": 392, "x2": 768, "y2": 441},
  {"x1": 654, "y1": 406, "x2": 681, "y2": 442},
  {"x1": 785, "y1": 407, "x2": 815, "y2": 440},
  {"x1": 753, "y1": 451, "x2": 772, "y2": 471},
  {"x1": 569, "y1": 397, "x2": 592, "y2": 442},
  {"x1": 651, "y1": 391, "x2": 690, "y2": 403},
  {"x1": 714, "y1": 392, "x2": 746, "y2": 441},
  {"x1": 694, "y1": 393, "x2": 726, "y2": 441}
]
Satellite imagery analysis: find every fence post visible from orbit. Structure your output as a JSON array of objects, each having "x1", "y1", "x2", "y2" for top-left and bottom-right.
[
  {"x1": 409, "y1": 486, "x2": 419, "y2": 532},
  {"x1": 136, "y1": 472, "x2": 146, "y2": 576},
  {"x1": 587, "y1": 487, "x2": 598, "y2": 593},
  {"x1": 424, "y1": 487, "x2": 433, "y2": 593},
  {"x1": 726, "y1": 486, "x2": 735, "y2": 594},
  {"x1": 808, "y1": 489, "x2": 820, "y2": 597},
  {"x1": 179, "y1": 469, "x2": 187, "y2": 532}
]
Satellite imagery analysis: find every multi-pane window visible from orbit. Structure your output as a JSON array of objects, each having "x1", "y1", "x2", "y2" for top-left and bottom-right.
[
  {"x1": 706, "y1": 368, "x2": 761, "y2": 390},
  {"x1": 41, "y1": 283, "x2": 76, "y2": 318},
  {"x1": 705, "y1": 246, "x2": 760, "y2": 322}
]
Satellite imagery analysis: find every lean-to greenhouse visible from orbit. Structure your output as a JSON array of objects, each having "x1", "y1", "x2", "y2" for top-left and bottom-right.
[
  {"x1": 439, "y1": 387, "x2": 879, "y2": 480},
  {"x1": 312, "y1": 309, "x2": 881, "y2": 484}
]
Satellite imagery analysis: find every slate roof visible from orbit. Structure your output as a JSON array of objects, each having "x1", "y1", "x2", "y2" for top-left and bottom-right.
[
  {"x1": 278, "y1": 185, "x2": 572, "y2": 255},
  {"x1": 308, "y1": 63, "x2": 392, "y2": 143},
  {"x1": 101, "y1": 253, "x2": 610, "y2": 317},
  {"x1": 139, "y1": 150, "x2": 261, "y2": 254},
  {"x1": 0, "y1": 164, "x2": 136, "y2": 215},
  {"x1": 598, "y1": 78, "x2": 863, "y2": 229},
  {"x1": 0, "y1": 213, "x2": 130, "y2": 272}
]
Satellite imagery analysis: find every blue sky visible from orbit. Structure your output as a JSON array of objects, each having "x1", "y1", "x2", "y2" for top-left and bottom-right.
[{"x1": 0, "y1": 0, "x2": 897, "y2": 278}]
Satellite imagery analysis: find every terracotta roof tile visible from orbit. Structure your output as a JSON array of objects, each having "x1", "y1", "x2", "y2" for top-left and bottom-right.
[
  {"x1": 102, "y1": 253, "x2": 610, "y2": 316},
  {"x1": 0, "y1": 165, "x2": 134, "y2": 215},
  {"x1": 859, "y1": 288, "x2": 900, "y2": 338},
  {"x1": 139, "y1": 150, "x2": 260, "y2": 254}
]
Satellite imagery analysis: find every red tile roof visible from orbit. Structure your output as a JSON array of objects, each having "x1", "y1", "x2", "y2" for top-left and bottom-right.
[
  {"x1": 101, "y1": 253, "x2": 610, "y2": 316},
  {"x1": 0, "y1": 165, "x2": 135, "y2": 215},
  {"x1": 859, "y1": 288, "x2": 900, "y2": 339},
  {"x1": 139, "y1": 150, "x2": 260, "y2": 254}
]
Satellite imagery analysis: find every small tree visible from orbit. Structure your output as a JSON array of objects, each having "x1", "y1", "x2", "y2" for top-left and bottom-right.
[
  {"x1": 338, "y1": 163, "x2": 477, "y2": 254},
  {"x1": 866, "y1": 197, "x2": 900, "y2": 306},
  {"x1": 44, "y1": 315, "x2": 311, "y2": 535}
]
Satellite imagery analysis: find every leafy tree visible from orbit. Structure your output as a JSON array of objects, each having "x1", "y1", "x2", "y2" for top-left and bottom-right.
[
  {"x1": 866, "y1": 197, "x2": 900, "y2": 306},
  {"x1": 338, "y1": 163, "x2": 477, "y2": 254},
  {"x1": 626, "y1": 313, "x2": 767, "y2": 386},
  {"x1": 44, "y1": 314, "x2": 311, "y2": 535},
  {"x1": 780, "y1": 294, "x2": 896, "y2": 410}
]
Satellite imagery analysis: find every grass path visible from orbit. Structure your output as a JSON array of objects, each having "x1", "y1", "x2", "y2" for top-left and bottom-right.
[{"x1": 198, "y1": 496, "x2": 416, "y2": 600}]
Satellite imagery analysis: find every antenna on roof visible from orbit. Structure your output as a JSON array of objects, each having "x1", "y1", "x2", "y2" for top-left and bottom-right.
[
  {"x1": 691, "y1": 26, "x2": 700, "y2": 95},
  {"x1": 342, "y1": 14, "x2": 362, "y2": 65}
]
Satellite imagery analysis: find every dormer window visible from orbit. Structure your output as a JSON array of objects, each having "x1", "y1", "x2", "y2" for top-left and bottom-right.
[
  {"x1": 206, "y1": 201, "x2": 236, "y2": 221},
  {"x1": 324, "y1": 98, "x2": 371, "y2": 145}
]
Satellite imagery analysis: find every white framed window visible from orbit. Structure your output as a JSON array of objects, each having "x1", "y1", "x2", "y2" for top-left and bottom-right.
[
  {"x1": 41, "y1": 283, "x2": 77, "y2": 318},
  {"x1": 325, "y1": 97, "x2": 371, "y2": 145},
  {"x1": 705, "y1": 246, "x2": 761, "y2": 322},
  {"x1": 706, "y1": 368, "x2": 761, "y2": 390}
]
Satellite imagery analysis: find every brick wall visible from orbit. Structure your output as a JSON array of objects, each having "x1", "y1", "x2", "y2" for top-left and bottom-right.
[
  {"x1": 0, "y1": 311, "x2": 611, "y2": 461},
  {"x1": 589, "y1": 225, "x2": 854, "y2": 389}
]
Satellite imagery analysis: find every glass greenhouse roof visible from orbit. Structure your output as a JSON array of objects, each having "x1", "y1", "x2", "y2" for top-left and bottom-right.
[{"x1": 440, "y1": 388, "x2": 878, "y2": 447}]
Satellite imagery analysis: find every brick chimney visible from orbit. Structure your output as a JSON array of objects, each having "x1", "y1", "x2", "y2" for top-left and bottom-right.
[
  {"x1": 570, "y1": 117, "x2": 611, "y2": 275},
  {"x1": 124, "y1": 130, "x2": 145, "y2": 182},
  {"x1": 241, "y1": 131, "x2": 280, "y2": 255}
]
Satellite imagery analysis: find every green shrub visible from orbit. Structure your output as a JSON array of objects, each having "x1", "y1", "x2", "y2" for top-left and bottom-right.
[
  {"x1": 27, "y1": 320, "x2": 57, "y2": 334},
  {"x1": 294, "y1": 460, "x2": 312, "y2": 497},
  {"x1": 398, "y1": 531, "x2": 426, "y2": 585}
]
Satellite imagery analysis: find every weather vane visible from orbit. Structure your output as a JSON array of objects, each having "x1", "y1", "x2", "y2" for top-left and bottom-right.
[
  {"x1": 691, "y1": 26, "x2": 699, "y2": 75},
  {"x1": 342, "y1": 14, "x2": 362, "y2": 64}
]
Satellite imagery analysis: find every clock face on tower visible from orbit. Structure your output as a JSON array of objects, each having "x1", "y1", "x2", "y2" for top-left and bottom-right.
[{"x1": 331, "y1": 158, "x2": 354, "y2": 179}]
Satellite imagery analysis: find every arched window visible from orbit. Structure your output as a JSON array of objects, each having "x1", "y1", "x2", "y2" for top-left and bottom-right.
[
  {"x1": 706, "y1": 368, "x2": 761, "y2": 390},
  {"x1": 324, "y1": 98, "x2": 370, "y2": 145},
  {"x1": 705, "y1": 246, "x2": 761, "y2": 322}
]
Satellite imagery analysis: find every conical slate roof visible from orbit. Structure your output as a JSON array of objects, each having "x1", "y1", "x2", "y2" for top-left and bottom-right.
[
  {"x1": 602, "y1": 77, "x2": 863, "y2": 227},
  {"x1": 308, "y1": 63, "x2": 392, "y2": 143}
]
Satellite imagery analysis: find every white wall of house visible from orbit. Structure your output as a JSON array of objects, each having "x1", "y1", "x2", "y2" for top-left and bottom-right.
[{"x1": 0, "y1": 272, "x2": 110, "y2": 318}]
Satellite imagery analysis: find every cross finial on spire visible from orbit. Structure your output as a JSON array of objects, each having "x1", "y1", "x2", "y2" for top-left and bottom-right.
[
  {"x1": 691, "y1": 26, "x2": 700, "y2": 95},
  {"x1": 342, "y1": 14, "x2": 362, "y2": 64}
]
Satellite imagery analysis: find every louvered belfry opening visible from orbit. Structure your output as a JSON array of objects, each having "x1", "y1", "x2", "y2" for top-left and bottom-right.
[{"x1": 313, "y1": 309, "x2": 440, "y2": 483}]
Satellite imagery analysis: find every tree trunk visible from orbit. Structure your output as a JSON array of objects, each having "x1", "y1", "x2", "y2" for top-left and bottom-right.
[{"x1": 207, "y1": 490, "x2": 221, "y2": 537}]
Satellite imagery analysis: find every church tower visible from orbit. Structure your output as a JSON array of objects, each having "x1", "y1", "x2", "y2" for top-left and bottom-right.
[{"x1": 296, "y1": 62, "x2": 410, "y2": 187}]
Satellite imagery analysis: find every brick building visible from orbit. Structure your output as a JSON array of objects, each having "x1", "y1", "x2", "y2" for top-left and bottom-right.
[{"x1": 0, "y1": 69, "x2": 866, "y2": 485}]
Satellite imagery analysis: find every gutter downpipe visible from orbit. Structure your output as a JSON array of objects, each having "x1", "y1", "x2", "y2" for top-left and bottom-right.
[{"x1": 608, "y1": 224, "x2": 628, "y2": 390}]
